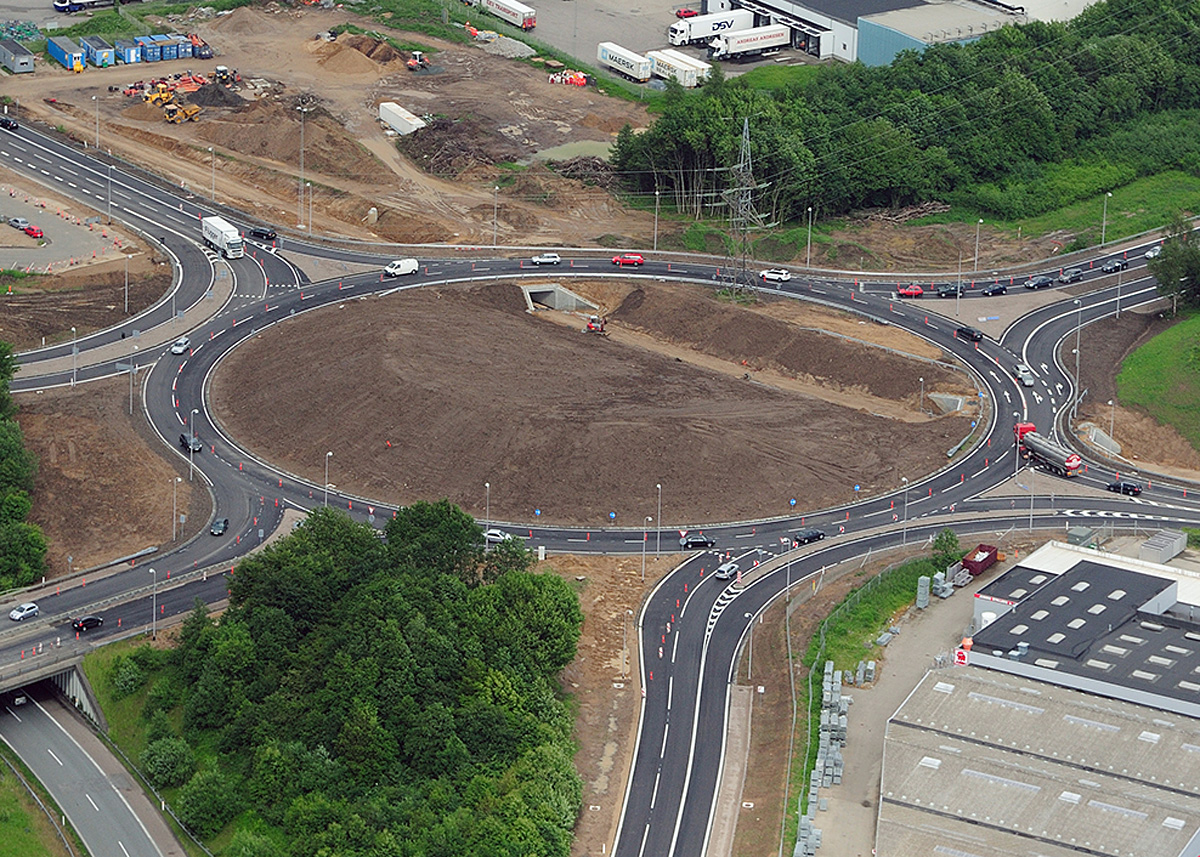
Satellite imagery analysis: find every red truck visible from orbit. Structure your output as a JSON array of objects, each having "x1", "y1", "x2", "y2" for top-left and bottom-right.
[
  {"x1": 1014, "y1": 422, "x2": 1082, "y2": 477},
  {"x1": 962, "y1": 544, "x2": 998, "y2": 575}
]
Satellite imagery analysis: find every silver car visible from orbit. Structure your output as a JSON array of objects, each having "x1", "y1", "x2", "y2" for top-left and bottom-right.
[
  {"x1": 9, "y1": 602, "x2": 38, "y2": 621},
  {"x1": 170, "y1": 336, "x2": 190, "y2": 355},
  {"x1": 714, "y1": 561, "x2": 739, "y2": 580}
]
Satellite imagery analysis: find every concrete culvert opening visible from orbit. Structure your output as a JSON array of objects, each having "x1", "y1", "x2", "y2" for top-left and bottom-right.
[{"x1": 522, "y1": 283, "x2": 597, "y2": 313}]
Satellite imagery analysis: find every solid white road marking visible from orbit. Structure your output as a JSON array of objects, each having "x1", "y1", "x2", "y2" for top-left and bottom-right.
[{"x1": 47, "y1": 748, "x2": 63, "y2": 766}]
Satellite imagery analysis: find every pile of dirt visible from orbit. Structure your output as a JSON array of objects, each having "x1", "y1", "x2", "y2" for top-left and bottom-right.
[
  {"x1": 122, "y1": 101, "x2": 165, "y2": 122},
  {"x1": 189, "y1": 84, "x2": 245, "y2": 108},
  {"x1": 341, "y1": 33, "x2": 402, "y2": 64},
  {"x1": 547, "y1": 156, "x2": 619, "y2": 191},
  {"x1": 398, "y1": 115, "x2": 526, "y2": 176},
  {"x1": 315, "y1": 41, "x2": 381, "y2": 75}
]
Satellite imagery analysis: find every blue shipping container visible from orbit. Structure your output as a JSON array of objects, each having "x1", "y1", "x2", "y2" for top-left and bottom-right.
[
  {"x1": 170, "y1": 34, "x2": 193, "y2": 59},
  {"x1": 47, "y1": 36, "x2": 84, "y2": 71},
  {"x1": 80, "y1": 35, "x2": 115, "y2": 68},
  {"x1": 134, "y1": 36, "x2": 160, "y2": 62},
  {"x1": 153, "y1": 35, "x2": 178, "y2": 61},
  {"x1": 114, "y1": 39, "x2": 141, "y2": 64}
]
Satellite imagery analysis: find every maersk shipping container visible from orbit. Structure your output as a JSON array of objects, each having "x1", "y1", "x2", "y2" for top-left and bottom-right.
[
  {"x1": 80, "y1": 35, "x2": 115, "y2": 68},
  {"x1": 114, "y1": 39, "x2": 141, "y2": 64},
  {"x1": 0, "y1": 39, "x2": 34, "y2": 74},
  {"x1": 152, "y1": 35, "x2": 178, "y2": 61},
  {"x1": 48, "y1": 37, "x2": 84, "y2": 72},
  {"x1": 134, "y1": 36, "x2": 160, "y2": 62}
]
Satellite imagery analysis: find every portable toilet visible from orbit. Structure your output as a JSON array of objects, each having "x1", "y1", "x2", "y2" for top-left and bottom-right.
[
  {"x1": 114, "y1": 39, "x2": 141, "y2": 64},
  {"x1": 134, "y1": 36, "x2": 161, "y2": 62},
  {"x1": 47, "y1": 36, "x2": 84, "y2": 72},
  {"x1": 0, "y1": 39, "x2": 34, "y2": 73},
  {"x1": 80, "y1": 35, "x2": 115, "y2": 68}
]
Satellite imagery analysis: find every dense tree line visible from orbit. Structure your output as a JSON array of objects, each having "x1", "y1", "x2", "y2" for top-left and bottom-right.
[
  {"x1": 611, "y1": 0, "x2": 1200, "y2": 225},
  {"x1": 125, "y1": 503, "x2": 583, "y2": 856},
  {"x1": 1149, "y1": 212, "x2": 1200, "y2": 310},
  {"x1": 0, "y1": 340, "x2": 46, "y2": 589}
]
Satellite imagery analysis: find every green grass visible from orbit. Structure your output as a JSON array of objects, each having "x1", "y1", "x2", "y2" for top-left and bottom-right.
[
  {"x1": 1117, "y1": 310, "x2": 1200, "y2": 449},
  {"x1": 735, "y1": 63, "x2": 821, "y2": 90},
  {"x1": 80, "y1": 636, "x2": 158, "y2": 760},
  {"x1": 0, "y1": 770, "x2": 70, "y2": 857}
]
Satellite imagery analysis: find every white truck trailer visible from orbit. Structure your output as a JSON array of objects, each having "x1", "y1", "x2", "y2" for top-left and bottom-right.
[
  {"x1": 596, "y1": 42, "x2": 651, "y2": 82},
  {"x1": 201, "y1": 215, "x2": 244, "y2": 259},
  {"x1": 474, "y1": 0, "x2": 536, "y2": 30},
  {"x1": 668, "y1": 9, "x2": 754, "y2": 46},
  {"x1": 709, "y1": 24, "x2": 791, "y2": 60},
  {"x1": 660, "y1": 48, "x2": 711, "y2": 81},
  {"x1": 647, "y1": 49, "x2": 707, "y2": 88}
]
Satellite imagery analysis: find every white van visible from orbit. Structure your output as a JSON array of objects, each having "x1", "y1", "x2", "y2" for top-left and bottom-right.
[{"x1": 384, "y1": 258, "x2": 419, "y2": 277}]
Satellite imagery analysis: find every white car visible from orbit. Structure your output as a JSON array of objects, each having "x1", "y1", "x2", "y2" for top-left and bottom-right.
[
  {"x1": 384, "y1": 258, "x2": 419, "y2": 277},
  {"x1": 530, "y1": 252, "x2": 561, "y2": 266},
  {"x1": 714, "y1": 561, "x2": 739, "y2": 580},
  {"x1": 760, "y1": 268, "x2": 791, "y2": 282},
  {"x1": 169, "y1": 336, "x2": 190, "y2": 355},
  {"x1": 484, "y1": 528, "x2": 514, "y2": 544},
  {"x1": 1145, "y1": 245, "x2": 1161, "y2": 259},
  {"x1": 9, "y1": 602, "x2": 38, "y2": 621},
  {"x1": 1018, "y1": 371, "x2": 1036, "y2": 388}
]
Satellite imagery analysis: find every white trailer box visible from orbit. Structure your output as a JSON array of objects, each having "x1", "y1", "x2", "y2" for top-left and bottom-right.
[
  {"x1": 379, "y1": 101, "x2": 427, "y2": 136},
  {"x1": 478, "y1": 0, "x2": 536, "y2": 30},
  {"x1": 201, "y1": 215, "x2": 244, "y2": 259},
  {"x1": 657, "y1": 48, "x2": 711, "y2": 82},
  {"x1": 668, "y1": 9, "x2": 754, "y2": 46},
  {"x1": 597, "y1": 42, "x2": 651, "y2": 82},
  {"x1": 647, "y1": 50, "x2": 701, "y2": 87},
  {"x1": 709, "y1": 24, "x2": 791, "y2": 60}
]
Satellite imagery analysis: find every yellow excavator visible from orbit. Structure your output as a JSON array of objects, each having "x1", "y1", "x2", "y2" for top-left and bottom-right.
[
  {"x1": 142, "y1": 83, "x2": 174, "y2": 107},
  {"x1": 163, "y1": 103, "x2": 202, "y2": 124}
]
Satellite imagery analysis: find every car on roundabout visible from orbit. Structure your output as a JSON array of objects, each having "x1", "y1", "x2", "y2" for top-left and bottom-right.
[
  {"x1": 714, "y1": 561, "x2": 739, "y2": 580},
  {"x1": 936, "y1": 283, "x2": 964, "y2": 298},
  {"x1": 792, "y1": 528, "x2": 825, "y2": 546},
  {"x1": 210, "y1": 517, "x2": 229, "y2": 536},
  {"x1": 170, "y1": 336, "x2": 190, "y2": 355},
  {"x1": 956, "y1": 326, "x2": 984, "y2": 342},
  {"x1": 179, "y1": 433, "x2": 202, "y2": 453},
  {"x1": 530, "y1": 252, "x2": 561, "y2": 266},
  {"x1": 1106, "y1": 481, "x2": 1142, "y2": 496},
  {"x1": 247, "y1": 226, "x2": 277, "y2": 242},
  {"x1": 679, "y1": 532, "x2": 716, "y2": 549},
  {"x1": 760, "y1": 268, "x2": 791, "y2": 282},
  {"x1": 898, "y1": 284, "x2": 923, "y2": 298}
]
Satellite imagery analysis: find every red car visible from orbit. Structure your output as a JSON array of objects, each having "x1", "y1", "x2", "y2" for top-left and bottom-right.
[
  {"x1": 898, "y1": 284, "x2": 923, "y2": 297},
  {"x1": 23, "y1": 225, "x2": 42, "y2": 239},
  {"x1": 675, "y1": 7, "x2": 699, "y2": 17},
  {"x1": 612, "y1": 253, "x2": 645, "y2": 267}
]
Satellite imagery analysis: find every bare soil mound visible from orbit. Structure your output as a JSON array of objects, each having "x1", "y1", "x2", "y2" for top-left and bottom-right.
[
  {"x1": 121, "y1": 101, "x2": 164, "y2": 122},
  {"x1": 210, "y1": 282, "x2": 972, "y2": 526},
  {"x1": 398, "y1": 115, "x2": 526, "y2": 177},
  {"x1": 341, "y1": 33, "x2": 403, "y2": 64},
  {"x1": 189, "y1": 84, "x2": 245, "y2": 109},
  {"x1": 315, "y1": 40, "x2": 380, "y2": 75}
]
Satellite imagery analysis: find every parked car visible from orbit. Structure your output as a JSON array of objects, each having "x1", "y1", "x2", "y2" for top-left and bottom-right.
[
  {"x1": 170, "y1": 336, "x2": 190, "y2": 355},
  {"x1": 247, "y1": 226, "x2": 277, "y2": 241},
  {"x1": 0, "y1": 117, "x2": 17, "y2": 131},
  {"x1": 981, "y1": 283, "x2": 1007, "y2": 296},
  {"x1": 179, "y1": 433, "x2": 202, "y2": 453},
  {"x1": 956, "y1": 326, "x2": 984, "y2": 342},
  {"x1": 484, "y1": 528, "x2": 513, "y2": 544},
  {"x1": 937, "y1": 283, "x2": 964, "y2": 298},
  {"x1": 210, "y1": 517, "x2": 229, "y2": 536},
  {"x1": 1023, "y1": 275, "x2": 1054, "y2": 289},
  {"x1": 72, "y1": 616, "x2": 103, "y2": 632},
  {"x1": 675, "y1": 7, "x2": 699, "y2": 16},
  {"x1": 1106, "y1": 481, "x2": 1143, "y2": 496},
  {"x1": 612, "y1": 253, "x2": 644, "y2": 267},
  {"x1": 760, "y1": 268, "x2": 791, "y2": 282},
  {"x1": 1101, "y1": 258, "x2": 1128, "y2": 273},
  {"x1": 384, "y1": 258, "x2": 419, "y2": 276},
  {"x1": 1058, "y1": 268, "x2": 1084, "y2": 284},
  {"x1": 8, "y1": 216, "x2": 29, "y2": 230},
  {"x1": 23, "y1": 225, "x2": 42, "y2": 239},
  {"x1": 792, "y1": 528, "x2": 825, "y2": 546},
  {"x1": 714, "y1": 561, "x2": 739, "y2": 580},
  {"x1": 9, "y1": 602, "x2": 38, "y2": 621},
  {"x1": 898, "y1": 284, "x2": 923, "y2": 297},
  {"x1": 530, "y1": 252, "x2": 561, "y2": 266},
  {"x1": 679, "y1": 532, "x2": 716, "y2": 549},
  {"x1": 1145, "y1": 245, "x2": 1162, "y2": 259}
]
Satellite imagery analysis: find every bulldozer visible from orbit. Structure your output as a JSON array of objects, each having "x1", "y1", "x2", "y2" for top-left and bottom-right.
[
  {"x1": 142, "y1": 83, "x2": 174, "y2": 107},
  {"x1": 407, "y1": 50, "x2": 430, "y2": 70},
  {"x1": 583, "y1": 315, "x2": 609, "y2": 336},
  {"x1": 163, "y1": 103, "x2": 202, "y2": 124},
  {"x1": 213, "y1": 65, "x2": 240, "y2": 85}
]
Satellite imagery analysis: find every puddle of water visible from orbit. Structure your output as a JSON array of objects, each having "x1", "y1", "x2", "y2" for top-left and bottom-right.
[{"x1": 529, "y1": 140, "x2": 613, "y2": 163}]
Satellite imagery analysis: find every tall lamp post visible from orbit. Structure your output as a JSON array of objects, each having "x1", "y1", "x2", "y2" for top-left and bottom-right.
[
  {"x1": 307, "y1": 182, "x2": 313, "y2": 234},
  {"x1": 323, "y1": 451, "x2": 333, "y2": 507},
  {"x1": 641, "y1": 516, "x2": 652, "y2": 581},
  {"x1": 901, "y1": 477, "x2": 909, "y2": 545},
  {"x1": 124, "y1": 253, "x2": 129, "y2": 314},
  {"x1": 1108, "y1": 398, "x2": 1116, "y2": 445},
  {"x1": 973, "y1": 218, "x2": 982, "y2": 272},
  {"x1": 1073, "y1": 299, "x2": 1083, "y2": 420},
  {"x1": 208, "y1": 147, "x2": 215, "y2": 200},
  {"x1": 918, "y1": 376, "x2": 924, "y2": 415},
  {"x1": 492, "y1": 186, "x2": 499, "y2": 247},
  {"x1": 1013, "y1": 411, "x2": 1022, "y2": 480},
  {"x1": 107, "y1": 164, "x2": 112, "y2": 224},
  {"x1": 171, "y1": 476, "x2": 181, "y2": 541},
  {"x1": 189, "y1": 408, "x2": 199, "y2": 481},
  {"x1": 806, "y1": 206, "x2": 813, "y2": 268},
  {"x1": 485, "y1": 481, "x2": 490, "y2": 531},
  {"x1": 296, "y1": 104, "x2": 312, "y2": 228},
  {"x1": 149, "y1": 567, "x2": 157, "y2": 640},
  {"x1": 655, "y1": 483, "x2": 662, "y2": 557},
  {"x1": 623, "y1": 608, "x2": 633, "y2": 679},
  {"x1": 70, "y1": 326, "x2": 77, "y2": 387},
  {"x1": 653, "y1": 189, "x2": 660, "y2": 252},
  {"x1": 92, "y1": 95, "x2": 99, "y2": 148},
  {"x1": 1101, "y1": 191, "x2": 1112, "y2": 246}
]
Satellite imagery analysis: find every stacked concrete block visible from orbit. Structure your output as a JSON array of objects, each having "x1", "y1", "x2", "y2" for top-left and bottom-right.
[
  {"x1": 798, "y1": 661, "x2": 854, "y2": 853},
  {"x1": 917, "y1": 575, "x2": 930, "y2": 608},
  {"x1": 933, "y1": 571, "x2": 954, "y2": 598}
]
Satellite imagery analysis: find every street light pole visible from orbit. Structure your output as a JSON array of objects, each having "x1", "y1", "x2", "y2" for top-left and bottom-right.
[
  {"x1": 1108, "y1": 398, "x2": 1116, "y2": 445},
  {"x1": 149, "y1": 567, "x2": 157, "y2": 640},
  {"x1": 641, "y1": 516, "x2": 652, "y2": 581},
  {"x1": 656, "y1": 483, "x2": 662, "y2": 557},
  {"x1": 1073, "y1": 299, "x2": 1083, "y2": 420},
  {"x1": 919, "y1": 376, "x2": 924, "y2": 415},
  {"x1": 492, "y1": 186, "x2": 499, "y2": 248},
  {"x1": 974, "y1": 218, "x2": 982, "y2": 272},
  {"x1": 901, "y1": 477, "x2": 909, "y2": 545},
  {"x1": 189, "y1": 408, "x2": 199, "y2": 481},
  {"x1": 324, "y1": 451, "x2": 333, "y2": 507},
  {"x1": 92, "y1": 95, "x2": 98, "y2": 148},
  {"x1": 107, "y1": 164, "x2": 112, "y2": 224},
  {"x1": 806, "y1": 206, "x2": 813, "y2": 268},
  {"x1": 172, "y1": 476, "x2": 181, "y2": 540},
  {"x1": 653, "y1": 189, "x2": 660, "y2": 252},
  {"x1": 128, "y1": 344, "x2": 138, "y2": 415},
  {"x1": 209, "y1": 147, "x2": 215, "y2": 200},
  {"x1": 485, "y1": 481, "x2": 490, "y2": 531},
  {"x1": 307, "y1": 182, "x2": 312, "y2": 235},
  {"x1": 1116, "y1": 265, "x2": 1122, "y2": 319},
  {"x1": 70, "y1": 326, "x2": 77, "y2": 387},
  {"x1": 297, "y1": 105, "x2": 307, "y2": 228},
  {"x1": 1101, "y1": 191, "x2": 1111, "y2": 246},
  {"x1": 124, "y1": 253, "x2": 129, "y2": 314},
  {"x1": 624, "y1": 608, "x2": 633, "y2": 679}
]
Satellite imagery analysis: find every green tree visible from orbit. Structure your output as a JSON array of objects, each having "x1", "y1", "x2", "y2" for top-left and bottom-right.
[
  {"x1": 0, "y1": 340, "x2": 16, "y2": 420},
  {"x1": 140, "y1": 737, "x2": 194, "y2": 788},
  {"x1": 111, "y1": 655, "x2": 146, "y2": 699},
  {"x1": 177, "y1": 768, "x2": 239, "y2": 839},
  {"x1": 1148, "y1": 212, "x2": 1200, "y2": 311},
  {"x1": 0, "y1": 420, "x2": 36, "y2": 495},
  {"x1": 932, "y1": 528, "x2": 962, "y2": 572}
]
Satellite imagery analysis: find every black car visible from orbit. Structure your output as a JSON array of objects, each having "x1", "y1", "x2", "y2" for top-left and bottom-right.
[
  {"x1": 981, "y1": 283, "x2": 1007, "y2": 296},
  {"x1": 679, "y1": 532, "x2": 716, "y2": 549},
  {"x1": 956, "y1": 325, "x2": 984, "y2": 342},
  {"x1": 210, "y1": 517, "x2": 229, "y2": 536},
  {"x1": 1106, "y1": 481, "x2": 1142, "y2": 496},
  {"x1": 1101, "y1": 258, "x2": 1129, "y2": 273},
  {"x1": 792, "y1": 528, "x2": 825, "y2": 546},
  {"x1": 936, "y1": 284, "x2": 964, "y2": 298},
  {"x1": 248, "y1": 226, "x2": 277, "y2": 242},
  {"x1": 1058, "y1": 268, "x2": 1084, "y2": 284},
  {"x1": 0, "y1": 117, "x2": 17, "y2": 131},
  {"x1": 179, "y1": 433, "x2": 202, "y2": 453},
  {"x1": 72, "y1": 616, "x2": 103, "y2": 632},
  {"x1": 1024, "y1": 275, "x2": 1054, "y2": 290}
]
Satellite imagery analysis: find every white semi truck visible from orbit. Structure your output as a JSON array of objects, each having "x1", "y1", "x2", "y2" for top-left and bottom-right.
[
  {"x1": 709, "y1": 24, "x2": 791, "y2": 60},
  {"x1": 646, "y1": 49, "x2": 710, "y2": 88},
  {"x1": 201, "y1": 215, "x2": 244, "y2": 259},
  {"x1": 597, "y1": 42, "x2": 651, "y2": 82},
  {"x1": 473, "y1": 0, "x2": 536, "y2": 30},
  {"x1": 667, "y1": 9, "x2": 754, "y2": 46}
]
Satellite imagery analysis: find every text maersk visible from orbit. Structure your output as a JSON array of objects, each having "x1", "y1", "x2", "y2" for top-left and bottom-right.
[{"x1": 601, "y1": 49, "x2": 635, "y2": 70}]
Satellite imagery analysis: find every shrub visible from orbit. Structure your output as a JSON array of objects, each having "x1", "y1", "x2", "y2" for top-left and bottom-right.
[
  {"x1": 112, "y1": 656, "x2": 146, "y2": 699},
  {"x1": 177, "y1": 768, "x2": 238, "y2": 838},
  {"x1": 140, "y1": 737, "x2": 194, "y2": 789}
]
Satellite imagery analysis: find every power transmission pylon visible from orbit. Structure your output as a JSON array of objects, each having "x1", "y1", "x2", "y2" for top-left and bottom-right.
[{"x1": 714, "y1": 118, "x2": 772, "y2": 297}]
